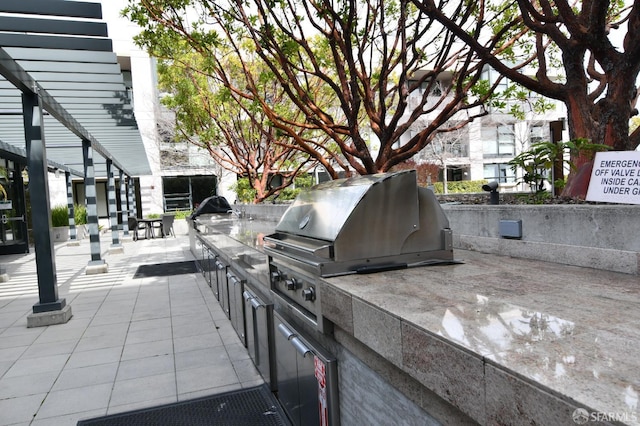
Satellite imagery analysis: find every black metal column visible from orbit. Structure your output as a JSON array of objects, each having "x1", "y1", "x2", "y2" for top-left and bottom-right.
[
  {"x1": 120, "y1": 169, "x2": 129, "y2": 236},
  {"x1": 22, "y1": 91, "x2": 65, "y2": 313},
  {"x1": 66, "y1": 171, "x2": 77, "y2": 242},
  {"x1": 107, "y1": 160, "x2": 121, "y2": 247},
  {"x1": 550, "y1": 119, "x2": 565, "y2": 197},
  {"x1": 128, "y1": 176, "x2": 136, "y2": 219},
  {"x1": 82, "y1": 139, "x2": 105, "y2": 267}
]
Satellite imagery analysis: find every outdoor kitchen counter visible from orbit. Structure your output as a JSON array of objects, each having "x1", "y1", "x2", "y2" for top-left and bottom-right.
[
  {"x1": 192, "y1": 217, "x2": 639, "y2": 425},
  {"x1": 320, "y1": 249, "x2": 640, "y2": 425},
  {"x1": 191, "y1": 216, "x2": 274, "y2": 287}
]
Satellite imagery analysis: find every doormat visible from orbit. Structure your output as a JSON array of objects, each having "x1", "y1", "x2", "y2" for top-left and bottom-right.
[
  {"x1": 133, "y1": 260, "x2": 198, "y2": 279},
  {"x1": 76, "y1": 385, "x2": 290, "y2": 426}
]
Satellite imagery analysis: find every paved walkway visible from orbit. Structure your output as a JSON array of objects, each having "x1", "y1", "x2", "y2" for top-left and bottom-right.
[{"x1": 0, "y1": 234, "x2": 262, "y2": 425}]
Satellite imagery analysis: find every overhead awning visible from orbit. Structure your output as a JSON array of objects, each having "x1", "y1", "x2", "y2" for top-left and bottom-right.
[{"x1": 0, "y1": 0, "x2": 151, "y2": 177}]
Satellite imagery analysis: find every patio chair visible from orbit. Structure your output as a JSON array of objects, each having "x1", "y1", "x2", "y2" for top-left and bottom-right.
[
  {"x1": 127, "y1": 217, "x2": 147, "y2": 241},
  {"x1": 161, "y1": 214, "x2": 175, "y2": 237}
]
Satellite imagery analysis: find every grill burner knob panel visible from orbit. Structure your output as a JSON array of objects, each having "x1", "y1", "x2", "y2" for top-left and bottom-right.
[{"x1": 302, "y1": 287, "x2": 315, "y2": 301}]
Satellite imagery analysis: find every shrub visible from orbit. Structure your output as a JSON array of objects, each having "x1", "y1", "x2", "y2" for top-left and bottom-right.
[
  {"x1": 173, "y1": 210, "x2": 192, "y2": 220},
  {"x1": 274, "y1": 175, "x2": 314, "y2": 201},
  {"x1": 51, "y1": 205, "x2": 69, "y2": 227},
  {"x1": 230, "y1": 178, "x2": 256, "y2": 203},
  {"x1": 432, "y1": 180, "x2": 488, "y2": 194},
  {"x1": 74, "y1": 204, "x2": 87, "y2": 225}
]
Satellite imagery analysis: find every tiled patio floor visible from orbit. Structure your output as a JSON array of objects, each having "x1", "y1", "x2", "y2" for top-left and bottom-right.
[{"x1": 0, "y1": 234, "x2": 262, "y2": 426}]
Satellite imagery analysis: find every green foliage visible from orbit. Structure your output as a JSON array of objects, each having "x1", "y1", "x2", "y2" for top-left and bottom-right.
[
  {"x1": 274, "y1": 174, "x2": 314, "y2": 201},
  {"x1": 509, "y1": 139, "x2": 610, "y2": 194},
  {"x1": 232, "y1": 174, "x2": 316, "y2": 203},
  {"x1": 173, "y1": 210, "x2": 192, "y2": 220},
  {"x1": 146, "y1": 213, "x2": 161, "y2": 219},
  {"x1": 74, "y1": 204, "x2": 88, "y2": 225},
  {"x1": 514, "y1": 191, "x2": 552, "y2": 204},
  {"x1": 230, "y1": 178, "x2": 257, "y2": 203},
  {"x1": 51, "y1": 205, "x2": 69, "y2": 227},
  {"x1": 432, "y1": 180, "x2": 488, "y2": 194}
]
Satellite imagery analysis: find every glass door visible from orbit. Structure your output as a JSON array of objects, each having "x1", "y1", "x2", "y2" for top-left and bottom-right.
[{"x1": 0, "y1": 160, "x2": 29, "y2": 255}]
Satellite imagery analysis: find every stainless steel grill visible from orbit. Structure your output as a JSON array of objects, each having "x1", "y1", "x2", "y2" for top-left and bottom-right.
[
  {"x1": 265, "y1": 170, "x2": 455, "y2": 277},
  {"x1": 264, "y1": 170, "x2": 457, "y2": 330}
]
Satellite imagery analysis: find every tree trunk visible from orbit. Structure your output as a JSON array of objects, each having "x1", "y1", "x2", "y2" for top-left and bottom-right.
[{"x1": 561, "y1": 54, "x2": 638, "y2": 198}]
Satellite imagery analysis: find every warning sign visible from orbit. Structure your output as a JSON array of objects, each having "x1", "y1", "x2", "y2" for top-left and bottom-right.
[
  {"x1": 314, "y1": 356, "x2": 329, "y2": 426},
  {"x1": 586, "y1": 151, "x2": 640, "y2": 204}
]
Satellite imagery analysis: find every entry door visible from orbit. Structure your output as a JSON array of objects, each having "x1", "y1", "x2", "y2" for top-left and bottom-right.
[{"x1": 0, "y1": 161, "x2": 28, "y2": 254}]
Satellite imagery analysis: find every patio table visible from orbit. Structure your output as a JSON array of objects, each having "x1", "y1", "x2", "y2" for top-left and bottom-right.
[{"x1": 138, "y1": 218, "x2": 163, "y2": 238}]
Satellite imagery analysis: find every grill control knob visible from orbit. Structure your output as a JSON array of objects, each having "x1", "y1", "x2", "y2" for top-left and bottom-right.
[
  {"x1": 285, "y1": 278, "x2": 300, "y2": 290},
  {"x1": 302, "y1": 287, "x2": 316, "y2": 301},
  {"x1": 271, "y1": 270, "x2": 285, "y2": 282}
]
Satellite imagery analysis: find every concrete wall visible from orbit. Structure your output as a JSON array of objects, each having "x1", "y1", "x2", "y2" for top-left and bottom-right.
[
  {"x1": 442, "y1": 204, "x2": 640, "y2": 274},
  {"x1": 232, "y1": 203, "x2": 290, "y2": 222},
  {"x1": 240, "y1": 203, "x2": 640, "y2": 275}
]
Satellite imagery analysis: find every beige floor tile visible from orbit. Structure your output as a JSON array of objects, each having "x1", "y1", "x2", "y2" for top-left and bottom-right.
[
  {"x1": 51, "y1": 363, "x2": 119, "y2": 391},
  {"x1": 3, "y1": 353, "x2": 69, "y2": 378},
  {"x1": 32, "y1": 409, "x2": 106, "y2": 426},
  {"x1": 109, "y1": 372, "x2": 177, "y2": 407},
  {"x1": 115, "y1": 353, "x2": 175, "y2": 381},
  {"x1": 176, "y1": 364, "x2": 240, "y2": 395},
  {"x1": 36, "y1": 383, "x2": 112, "y2": 419},
  {"x1": 0, "y1": 371, "x2": 58, "y2": 399},
  {"x1": 65, "y1": 346, "x2": 122, "y2": 369},
  {"x1": 121, "y1": 338, "x2": 173, "y2": 361},
  {"x1": 0, "y1": 393, "x2": 46, "y2": 425}
]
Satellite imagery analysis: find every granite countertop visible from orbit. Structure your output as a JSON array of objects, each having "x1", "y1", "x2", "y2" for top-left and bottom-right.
[
  {"x1": 193, "y1": 216, "x2": 275, "y2": 282},
  {"x1": 195, "y1": 216, "x2": 639, "y2": 424},
  {"x1": 321, "y1": 249, "x2": 640, "y2": 425}
]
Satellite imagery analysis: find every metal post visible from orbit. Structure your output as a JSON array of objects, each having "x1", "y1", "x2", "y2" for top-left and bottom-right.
[
  {"x1": 550, "y1": 119, "x2": 565, "y2": 196},
  {"x1": 107, "y1": 160, "x2": 122, "y2": 252},
  {"x1": 66, "y1": 171, "x2": 78, "y2": 243},
  {"x1": 22, "y1": 90, "x2": 68, "y2": 320},
  {"x1": 82, "y1": 139, "x2": 107, "y2": 273},
  {"x1": 129, "y1": 176, "x2": 136, "y2": 219},
  {"x1": 120, "y1": 170, "x2": 129, "y2": 237}
]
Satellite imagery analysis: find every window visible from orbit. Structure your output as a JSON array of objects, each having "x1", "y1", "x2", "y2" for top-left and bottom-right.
[
  {"x1": 481, "y1": 67, "x2": 508, "y2": 93},
  {"x1": 483, "y1": 124, "x2": 515, "y2": 157},
  {"x1": 162, "y1": 175, "x2": 217, "y2": 212},
  {"x1": 530, "y1": 125, "x2": 547, "y2": 144},
  {"x1": 483, "y1": 163, "x2": 515, "y2": 183}
]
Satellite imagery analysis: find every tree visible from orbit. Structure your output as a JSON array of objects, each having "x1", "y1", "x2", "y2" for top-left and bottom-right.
[
  {"x1": 390, "y1": 159, "x2": 440, "y2": 187},
  {"x1": 418, "y1": 121, "x2": 469, "y2": 194},
  {"x1": 124, "y1": 0, "x2": 511, "y2": 178},
  {"x1": 156, "y1": 47, "x2": 321, "y2": 203},
  {"x1": 413, "y1": 0, "x2": 640, "y2": 197}
]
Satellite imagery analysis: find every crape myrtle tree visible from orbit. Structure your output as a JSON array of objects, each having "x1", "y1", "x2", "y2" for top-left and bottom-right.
[
  {"x1": 156, "y1": 46, "x2": 327, "y2": 203},
  {"x1": 125, "y1": 2, "x2": 351, "y2": 182},
  {"x1": 124, "y1": 0, "x2": 517, "y2": 178},
  {"x1": 413, "y1": 0, "x2": 640, "y2": 197}
]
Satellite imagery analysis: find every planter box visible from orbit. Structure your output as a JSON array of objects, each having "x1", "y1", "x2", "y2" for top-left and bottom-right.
[
  {"x1": 51, "y1": 226, "x2": 69, "y2": 242},
  {"x1": 173, "y1": 219, "x2": 188, "y2": 236},
  {"x1": 51, "y1": 225, "x2": 87, "y2": 243},
  {"x1": 441, "y1": 204, "x2": 640, "y2": 274}
]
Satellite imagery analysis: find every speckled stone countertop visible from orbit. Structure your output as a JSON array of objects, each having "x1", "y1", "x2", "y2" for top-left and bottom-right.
[
  {"x1": 320, "y1": 249, "x2": 640, "y2": 425},
  {"x1": 194, "y1": 216, "x2": 639, "y2": 425}
]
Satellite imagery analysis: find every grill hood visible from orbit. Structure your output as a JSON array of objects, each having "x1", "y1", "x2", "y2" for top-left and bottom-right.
[{"x1": 264, "y1": 170, "x2": 455, "y2": 276}]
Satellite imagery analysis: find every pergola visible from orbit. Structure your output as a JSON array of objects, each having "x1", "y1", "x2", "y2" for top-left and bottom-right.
[{"x1": 0, "y1": 0, "x2": 151, "y2": 326}]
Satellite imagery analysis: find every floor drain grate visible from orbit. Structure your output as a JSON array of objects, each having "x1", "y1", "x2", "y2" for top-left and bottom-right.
[{"x1": 77, "y1": 385, "x2": 290, "y2": 426}]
